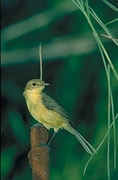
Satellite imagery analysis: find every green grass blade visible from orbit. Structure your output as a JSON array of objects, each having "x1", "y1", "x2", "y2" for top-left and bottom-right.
[
  {"x1": 105, "y1": 18, "x2": 118, "y2": 25},
  {"x1": 85, "y1": 0, "x2": 90, "y2": 20},
  {"x1": 107, "y1": 65, "x2": 111, "y2": 180},
  {"x1": 110, "y1": 88, "x2": 117, "y2": 169},
  {"x1": 93, "y1": 33, "x2": 118, "y2": 81},
  {"x1": 73, "y1": 1, "x2": 118, "y2": 80},
  {"x1": 88, "y1": 6, "x2": 118, "y2": 46},
  {"x1": 72, "y1": 0, "x2": 85, "y2": 13},
  {"x1": 102, "y1": 0, "x2": 118, "y2": 12},
  {"x1": 83, "y1": 114, "x2": 118, "y2": 175}
]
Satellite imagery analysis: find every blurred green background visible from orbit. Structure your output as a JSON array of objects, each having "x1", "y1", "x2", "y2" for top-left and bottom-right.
[{"x1": 1, "y1": 0, "x2": 118, "y2": 180}]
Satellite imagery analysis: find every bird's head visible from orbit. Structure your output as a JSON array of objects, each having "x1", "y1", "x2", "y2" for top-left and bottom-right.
[{"x1": 23, "y1": 79, "x2": 49, "y2": 96}]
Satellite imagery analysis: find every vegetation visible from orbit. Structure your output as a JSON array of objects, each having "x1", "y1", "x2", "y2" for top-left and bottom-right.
[{"x1": 1, "y1": 0, "x2": 118, "y2": 180}]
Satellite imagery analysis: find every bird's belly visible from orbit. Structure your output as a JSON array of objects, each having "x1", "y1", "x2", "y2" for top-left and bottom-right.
[{"x1": 27, "y1": 101, "x2": 68, "y2": 130}]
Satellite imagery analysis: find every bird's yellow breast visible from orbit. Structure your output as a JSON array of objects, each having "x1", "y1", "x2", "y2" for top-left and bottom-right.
[{"x1": 24, "y1": 92, "x2": 68, "y2": 132}]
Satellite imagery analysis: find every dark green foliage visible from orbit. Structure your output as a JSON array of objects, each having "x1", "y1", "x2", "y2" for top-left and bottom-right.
[{"x1": 1, "y1": 0, "x2": 118, "y2": 180}]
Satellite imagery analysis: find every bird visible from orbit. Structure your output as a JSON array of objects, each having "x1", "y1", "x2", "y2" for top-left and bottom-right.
[{"x1": 23, "y1": 79, "x2": 96, "y2": 155}]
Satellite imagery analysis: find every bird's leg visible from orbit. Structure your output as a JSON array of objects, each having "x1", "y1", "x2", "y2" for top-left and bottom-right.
[
  {"x1": 37, "y1": 142, "x2": 51, "y2": 153},
  {"x1": 48, "y1": 132, "x2": 56, "y2": 145}
]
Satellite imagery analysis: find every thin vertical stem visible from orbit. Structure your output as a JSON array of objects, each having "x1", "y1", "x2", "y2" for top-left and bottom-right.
[
  {"x1": 39, "y1": 42, "x2": 43, "y2": 80},
  {"x1": 107, "y1": 65, "x2": 110, "y2": 180},
  {"x1": 110, "y1": 89, "x2": 116, "y2": 169}
]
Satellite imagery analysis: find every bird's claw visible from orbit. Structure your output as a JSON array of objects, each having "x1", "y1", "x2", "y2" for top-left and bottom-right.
[{"x1": 36, "y1": 142, "x2": 51, "y2": 153}]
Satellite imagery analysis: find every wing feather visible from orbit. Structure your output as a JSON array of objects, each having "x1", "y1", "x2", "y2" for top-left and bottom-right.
[{"x1": 41, "y1": 92, "x2": 71, "y2": 121}]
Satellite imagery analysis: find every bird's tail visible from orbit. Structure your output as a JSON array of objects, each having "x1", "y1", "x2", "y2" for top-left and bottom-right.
[{"x1": 66, "y1": 125, "x2": 97, "y2": 155}]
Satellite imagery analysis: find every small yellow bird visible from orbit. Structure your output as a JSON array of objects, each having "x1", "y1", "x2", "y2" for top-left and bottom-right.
[{"x1": 23, "y1": 79, "x2": 96, "y2": 155}]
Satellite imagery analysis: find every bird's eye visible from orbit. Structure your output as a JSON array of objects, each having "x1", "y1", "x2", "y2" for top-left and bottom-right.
[{"x1": 32, "y1": 83, "x2": 37, "y2": 86}]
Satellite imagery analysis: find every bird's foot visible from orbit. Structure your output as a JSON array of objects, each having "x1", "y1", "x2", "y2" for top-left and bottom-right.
[{"x1": 36, "y1": 142, "x2": 51, "y2": 153}]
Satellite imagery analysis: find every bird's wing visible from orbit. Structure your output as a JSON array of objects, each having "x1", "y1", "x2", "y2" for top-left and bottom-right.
[{"x1": 41, "y1": 92, "x2": 71, "y2": 122}]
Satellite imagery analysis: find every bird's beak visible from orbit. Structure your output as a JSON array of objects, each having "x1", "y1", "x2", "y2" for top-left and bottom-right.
[{"x1": 44, "y1": 83, "x2": 50, "y2": 86}]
